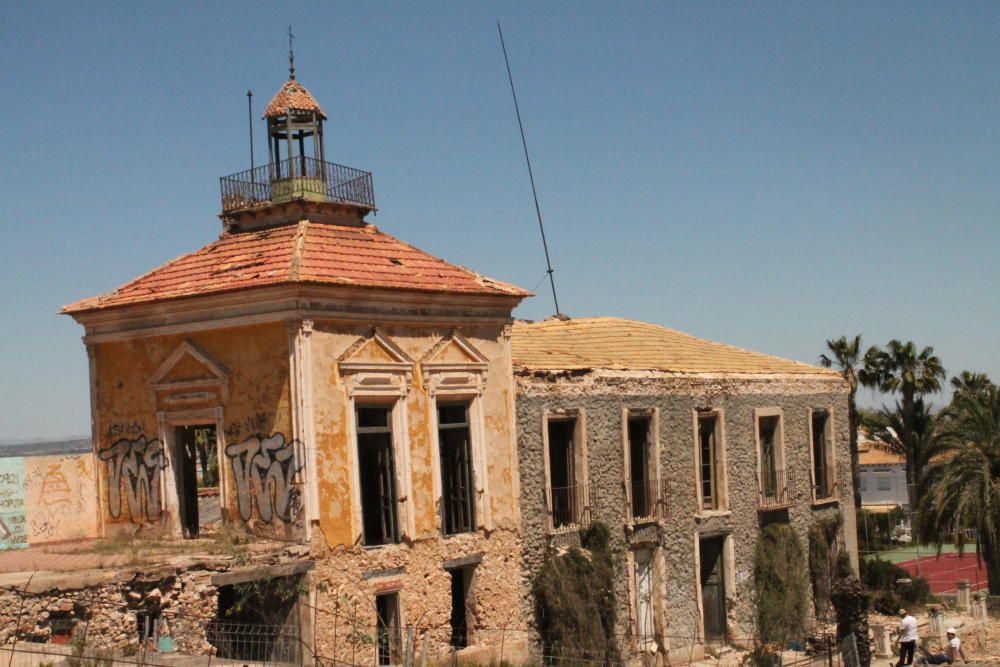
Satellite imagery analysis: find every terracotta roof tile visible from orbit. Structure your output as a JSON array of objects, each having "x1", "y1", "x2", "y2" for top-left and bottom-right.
[
  {"x1": 511, "y1": 317, "x2": 840, "y2": 376},
  {"x1": 62, "y1": 222, "x2": 528, "y2": 314},
  {"x1": 263, "y1": 79, "x2": 326, "y2": 119}
]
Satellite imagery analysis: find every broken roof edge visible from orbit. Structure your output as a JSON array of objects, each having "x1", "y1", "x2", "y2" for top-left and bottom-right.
[
  {"x1": 514, "y1": 366, "x2": 847, "y2": 383},
  {"x1": 511, "y1": 316, "x2": 843, "y2": 379}
]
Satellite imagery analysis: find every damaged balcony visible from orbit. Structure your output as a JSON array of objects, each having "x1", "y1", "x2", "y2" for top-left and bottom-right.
[{"x1": 220, "y1": 156, "x2": 375, "y2": 215}]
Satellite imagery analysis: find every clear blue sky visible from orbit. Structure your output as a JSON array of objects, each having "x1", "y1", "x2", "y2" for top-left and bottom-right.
[{"x1": 2, "y1": 2, "x2": 998, "y2": 440}]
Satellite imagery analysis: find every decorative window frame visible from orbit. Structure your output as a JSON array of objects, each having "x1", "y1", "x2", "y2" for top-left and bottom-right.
[
  {"x1": 339, "y1": 329, "x2": 417, "y2": 544},
  {"x1": 423, "y1": 331, "x2": 492, "y2": 532},
  {"x1": 147, "y1": 340, "x2": 230, "y2": 406},
  {"x1": 338, "y1": 328, "x2": 415, "y2": 399}
]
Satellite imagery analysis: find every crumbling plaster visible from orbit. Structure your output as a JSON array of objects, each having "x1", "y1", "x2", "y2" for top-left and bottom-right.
[{"x1": 516, "y1": 370, "x2": 856, "y2": 660}]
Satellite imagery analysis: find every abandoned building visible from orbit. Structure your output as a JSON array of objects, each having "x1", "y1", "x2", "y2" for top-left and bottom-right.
[
  {"x1": 52, "y1": 66, "x2": 535, "y2": 664},
  {"x1": 511, "y1": 316, "x2": 859, "y2": 662}
]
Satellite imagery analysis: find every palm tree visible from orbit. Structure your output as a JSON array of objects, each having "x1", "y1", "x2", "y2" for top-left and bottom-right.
[
  {"x1": 950, "y1": 371, "x2": 994, "y2": 401},
  {"x1": 867, "y1": 399, "x2": 943, "y2": 491},
  {"x1": 820, "y1": 335, "x2": 864, "y2": 509},
  {"x1": 919, "y1": 385, "x2": 1000, "y2": 593},
  {"x1": 862, "y1": 340, "x2": 946, "y2": 500}
]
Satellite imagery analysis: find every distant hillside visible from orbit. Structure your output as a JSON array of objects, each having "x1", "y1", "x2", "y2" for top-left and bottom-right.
[{"x1": 0, "y1": 438, "x2": 91, "y2": 458}]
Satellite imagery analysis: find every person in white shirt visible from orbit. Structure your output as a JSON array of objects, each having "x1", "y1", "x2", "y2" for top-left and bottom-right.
[
  {"x1": 925, "y1": 628, "x2": 968, "y2": 664},
  {"x1": 895, "y1": 609, "x2": 919, "y2": 667}
]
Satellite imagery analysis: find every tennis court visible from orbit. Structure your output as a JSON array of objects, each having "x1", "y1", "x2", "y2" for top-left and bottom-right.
[{"x1": 894, "y1": 552, "x2": 988, "y2": 593}]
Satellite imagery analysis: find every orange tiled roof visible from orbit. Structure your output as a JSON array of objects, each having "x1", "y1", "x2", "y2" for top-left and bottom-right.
[
  {"x1": 858, "y1": 444, "x2": 905, "y2": 466},
  {"x1": 264, "y1": 79, "x2": 326, "y2": 119},
  {"x1": 62, "y1": 221, "x2": 528, "y2": 314},
  {"x1": 511, "y1": 317, "x2": 840, "y2": 376}
]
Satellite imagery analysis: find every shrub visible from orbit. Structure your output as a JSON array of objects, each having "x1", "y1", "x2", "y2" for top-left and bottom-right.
[
  {"x1": 860, "y1": 557, "x2": 932, "y2": 614},
  {"x1": 532, "y1": 522, "x2": 617, "y2": 664},
  {"x1": 753, "y1": 523, "x2": 808, "y2": 645}
]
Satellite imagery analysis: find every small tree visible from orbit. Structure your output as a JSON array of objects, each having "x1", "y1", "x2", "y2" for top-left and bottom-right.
[
  {"x1": 533, "y1": 522, "x2": 618, "y2": 664},
  {"x1": 753, "y1": 524, "x2": 808, "y2": 646}
]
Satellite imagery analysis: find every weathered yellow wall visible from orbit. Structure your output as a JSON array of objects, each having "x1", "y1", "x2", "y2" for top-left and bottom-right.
[
  {"x1": 310, "y1": 322, "x2": 519, "y2": 546},
  {"x1": 25, "y1": 454, "x2": 99, "y2": 544},
  {"x1": 93, "y1": 323, "x2": 295, "y2": 537},
  {"x1": 308, "y1": 321, "x2": 532, "y2": 660}
]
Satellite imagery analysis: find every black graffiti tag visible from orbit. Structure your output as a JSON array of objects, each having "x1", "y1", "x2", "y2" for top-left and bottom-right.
[
  {"x1": 225, "y1": 434, "x2": 302, "y2": 523},
  {"x1": 98, "y1": 437, "x2": 163, "y2": 522}
]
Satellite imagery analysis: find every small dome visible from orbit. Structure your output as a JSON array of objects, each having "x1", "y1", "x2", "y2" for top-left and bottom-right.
[{"x1": 263, "y1": 78, "x2": 326, "y2": 120}]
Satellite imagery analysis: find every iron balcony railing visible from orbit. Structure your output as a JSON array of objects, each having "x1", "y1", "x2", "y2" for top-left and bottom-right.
[
  {"x1": 758, "y1": 467, "x2": 791, "y2": 510},
  {"x1": 220, "y1": 156, "x2": 375, "y2": 214},
  {"x1": 629, "y1": 477, "x2": 668, "y2": 522},
  {"x1": 549, "y1": 483, "x2": 596, "y2": 530},
  {"x1": 813, "y1": 465, "x2": 838, "y2": 501}
]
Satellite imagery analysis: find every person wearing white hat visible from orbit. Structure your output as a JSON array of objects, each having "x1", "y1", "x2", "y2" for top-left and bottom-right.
[{"x1": 924, "y1": 628, "x2": 968, "y2": 664}]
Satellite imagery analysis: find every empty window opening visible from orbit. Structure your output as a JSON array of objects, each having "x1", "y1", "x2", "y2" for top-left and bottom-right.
[
  {"x1": 628, "y1": 416, "x2": 656, "y2": 520},
  {"x1": 376, "y1": 592, "x2": 402, "y2": 666},
  {"x1": 134, "y1": 609, "x2": 161, "y2": 646},
  {"x1": 448, "y1": 565, "x2": 476, "y2": 648},
  {"x1": 757, "y1": 416, "x2": 784, "y2": 506},
  {"x1": 811, "y1": 410, "x2": 834, "y2": 499},
  {"x1": 698, "y1": 415, "x2": 720, "y2": 510},
  {"x1": 211, "y1": 575, "x2": 303, "y2": 663},
  {"x1": 357, "y1": 406, "x2": 399, "y2": 546},
  {"x1": 547, "y1": 418, "x2": 578, "y2": 528},
  {"x1": 438, "y1": 403, "x2": 476, "y2": 535},
  {"x1": 176, "y1": 424, "x2": 220, "y2": 538}
]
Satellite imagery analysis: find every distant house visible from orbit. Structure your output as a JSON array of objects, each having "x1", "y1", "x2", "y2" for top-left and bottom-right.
[{"x1": 857, "y1": 434, "x2": 908, "y2": 512}]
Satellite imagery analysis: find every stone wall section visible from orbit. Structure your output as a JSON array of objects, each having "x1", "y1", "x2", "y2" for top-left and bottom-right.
[{"x1": 516, "y1": 371, "x2": 855, "y2": 662}]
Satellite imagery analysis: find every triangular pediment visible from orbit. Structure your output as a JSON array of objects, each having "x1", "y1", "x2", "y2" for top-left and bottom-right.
[
  {"x1": 150, "y1": 341, "x2": 229, "y2": 386},
  {"x1": 422, "y1": 331, "x2": 489, "y2": 366},
  {"x1": 338, "y1": 328, "x2": 413, "y2": 365}
]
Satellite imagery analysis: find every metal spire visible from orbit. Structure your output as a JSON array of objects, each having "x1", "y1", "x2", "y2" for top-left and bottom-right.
[{"x1": 288, "y1": 25, "x2": 296, "y2": 79}]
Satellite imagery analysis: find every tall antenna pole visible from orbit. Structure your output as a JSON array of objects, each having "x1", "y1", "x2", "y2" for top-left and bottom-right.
[
  {"x1": 497, "y1": 21, "x2": 561, "y2": 316},
  {"x1": 247, "y1": 90, "x2": 255, "y2": 172}
]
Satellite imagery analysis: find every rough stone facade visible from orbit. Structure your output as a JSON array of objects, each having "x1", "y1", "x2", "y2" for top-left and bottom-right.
[{"x1": 516, "y1": 369, "x2": 858, "y2": 663}]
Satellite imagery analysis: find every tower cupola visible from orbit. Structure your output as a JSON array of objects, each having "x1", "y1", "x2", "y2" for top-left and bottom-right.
[{"x1": 219, "y1": 40, "x2": 374, "y2": 232}]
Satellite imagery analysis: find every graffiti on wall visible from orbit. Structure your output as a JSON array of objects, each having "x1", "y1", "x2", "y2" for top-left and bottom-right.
[
  {"x1": 225, "y1": 433, "x2": 302, "y2": 523},
  {"x1": 24, "y1": 456, "x2": 98, "y2": 543},
  {"x1": 0, "y1": 458, "x2": 27, "y2": 549},
  {"x1": 99, "y1": 436, "x2": 163, "y2": 522}
]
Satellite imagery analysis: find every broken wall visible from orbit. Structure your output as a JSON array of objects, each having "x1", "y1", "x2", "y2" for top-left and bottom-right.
[{"x1": 0, "y1": 453, "x2": 98, "y2": 550}]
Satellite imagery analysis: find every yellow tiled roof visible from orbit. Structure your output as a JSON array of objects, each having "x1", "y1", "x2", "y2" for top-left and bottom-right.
[{"x1": 511, "y1": 317, "x2": 839, "y2": 376}]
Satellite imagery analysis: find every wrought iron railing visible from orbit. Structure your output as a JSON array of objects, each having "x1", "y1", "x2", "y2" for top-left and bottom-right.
[
  {"x1": 629, "y1": 477, "x2": 667, "y2": 522},
  {"x1": 549, "y1": 483, "x2": 595, "y2": 529},
  {"x1": 813, "y1": 465, "x2": 838, "y2": 501},
  {"x1": 220, "y1": 156, "x2": 375, "y2": 213},
  {"x1": 758, "y1": 467, "x2": 791, "y2": 510}
]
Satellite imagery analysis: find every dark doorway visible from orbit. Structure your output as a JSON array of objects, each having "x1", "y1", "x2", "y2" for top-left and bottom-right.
[
  {"x1": 448, "y1": 565, "x2": 476, "y2": 648},
  {"x1": 177, "y1": 424, "x2": 219, "y2": 538},
  {"x1": 211, "y1": 575, "x2": 303, "y2": 663},
  {"x1": 376, "y1": 592, "x2": 401, "y2": 666},
  {"x1": 699, "y1": 537, "x2": 727, "y2": 644}
]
